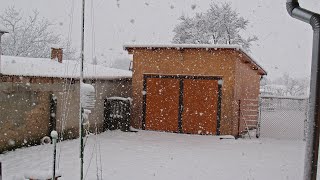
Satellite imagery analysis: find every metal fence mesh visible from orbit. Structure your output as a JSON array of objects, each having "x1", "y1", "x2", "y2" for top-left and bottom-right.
[{"x1": 259, "y1": 96, "x2": 308, "y2": 141}]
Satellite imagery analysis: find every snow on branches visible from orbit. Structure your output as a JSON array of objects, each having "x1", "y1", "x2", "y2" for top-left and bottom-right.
[
  {"x1": 0, "y1": 6, "x2": 76, "y2": 59},
  {"x1": 172, "y1": 2, "x2": 257, "y2": 52}
]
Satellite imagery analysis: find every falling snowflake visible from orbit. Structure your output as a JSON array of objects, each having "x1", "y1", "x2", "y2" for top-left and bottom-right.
[
  {"x1": 8, "y1": 139, "x2": 15, "y2": 146},
  {"x1": 191, "y1": 4, "x2": 197, "y2": 10}
]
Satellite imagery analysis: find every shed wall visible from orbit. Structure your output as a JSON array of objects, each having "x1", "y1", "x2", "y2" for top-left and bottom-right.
[
  {"x1": 131, "y1": 48, "x2": 238, "y2": 135},
  {"x1": 234, "y1": 56, "x2": 262, "y2": 134}
]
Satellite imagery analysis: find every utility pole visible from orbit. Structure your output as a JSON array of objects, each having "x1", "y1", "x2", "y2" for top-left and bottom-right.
[{"x1": 80, "y1": 0, "x2": 85, "y2": 179}]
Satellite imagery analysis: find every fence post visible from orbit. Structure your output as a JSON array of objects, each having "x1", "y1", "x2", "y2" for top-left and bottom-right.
[
  {"x1": 49, "y1": 93, "x2": 57, "y2": 135},
  {"x1": 304, "y1": 98, "x2": 309, "y2": 141},
  {"x1": 0, "y1": 162, "x2": 2, "y2": 180},
  {"x1": 237, "y1": 100, "x2": 241, "y2": 137},
  {"x1": 256, "y1": 98, "x2": 262, "y2": 138}
]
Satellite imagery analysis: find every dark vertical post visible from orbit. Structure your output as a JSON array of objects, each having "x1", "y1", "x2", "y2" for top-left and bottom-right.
[
  {"x1": 178, "y1": 79, "x2": 184, "y2": 133},
  {"x1": 217, "y1": 79, "x2": 223, "y2": 135},
  {"x1": 237, "y1": 100, "x2": 241, "y2": 137},
  {"x1": 142, "y1": 76, "x2": 147, "y2": 130},
  {"x1": 79, "y1": 0, "x2": 86, "y2": 179},
  {"x1": 256, "y1": 98, "x2": 262, "y2": 138},
  {"x1": 0, "y1": 162, "x2": 2, "y2": 180},
  {"x1": 49, "y1": 93, "x2": 57, "y2": 134},
  {"x1": 103, "y1": 99, "x2": 108, "y2": 131}
]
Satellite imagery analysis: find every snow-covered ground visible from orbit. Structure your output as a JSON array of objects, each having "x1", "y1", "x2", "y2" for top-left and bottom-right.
[{"x1": 0, "y1": 131, "x2": 306, "y2": 180}]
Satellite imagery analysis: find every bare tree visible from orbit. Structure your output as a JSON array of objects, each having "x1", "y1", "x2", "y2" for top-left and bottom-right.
[
  {"x1": 0, "y1": 6, "x2": 76, "y2": 59},
  {"x1": 172, "y1": 2, "x2": 257, "y2": 51},
  {"x1": 261, "y1": 73, "x2": 309, "y2": 97}
]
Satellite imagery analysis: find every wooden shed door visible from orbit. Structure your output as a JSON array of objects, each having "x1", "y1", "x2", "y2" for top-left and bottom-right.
[
  {"x1": 182, "y1": 79, "x2": 219, "y2": 135},
  {"x1": 145, "y1": 78, "x2": 180, "y2": 132}
]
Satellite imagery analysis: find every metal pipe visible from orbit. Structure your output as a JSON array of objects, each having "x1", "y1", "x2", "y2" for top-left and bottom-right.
[
  {"x1": 286, "y1": 1, "x2": 320, "y2": 180},
  {"x1": 79, "y1": 0, "x2": 85, "y2": 179}
]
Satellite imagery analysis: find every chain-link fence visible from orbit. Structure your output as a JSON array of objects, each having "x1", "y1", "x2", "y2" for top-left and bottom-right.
[{"x1": 259, "y1": 96, "x2": 308, "y2": 141}]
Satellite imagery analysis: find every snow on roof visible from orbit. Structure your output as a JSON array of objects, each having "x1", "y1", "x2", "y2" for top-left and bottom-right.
[
  {"x1": 124, "y1": 43, "x2": 267, "y2": 75},
  {"x1": 0, "y1": 56, "x2": 132, "y2": 80},
  {"x1": 24, "y1": 170, "x2": 62, "y2": 179},
  {"x1": 124, "y1": 43, "x2": 243, "y2": 50},
  {"x1": 0, "y1": 25, "x2": 8, "y2": 33}
]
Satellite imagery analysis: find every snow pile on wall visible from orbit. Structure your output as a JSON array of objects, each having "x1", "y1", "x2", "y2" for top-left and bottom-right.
[
  {"x1": 81, "y1": 82, "x2": 96, "y2": 109},
  {"x1": 24, "y1": 170, "x2": 62, "y2": 179}
]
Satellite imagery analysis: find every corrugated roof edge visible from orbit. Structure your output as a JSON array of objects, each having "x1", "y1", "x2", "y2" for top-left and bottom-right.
[{"x1": 123, "y1": 43, "x2": 267, "y2": 75}]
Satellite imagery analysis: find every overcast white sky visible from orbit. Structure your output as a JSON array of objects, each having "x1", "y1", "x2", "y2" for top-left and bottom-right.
[{"x1": 0, "y1": 0, "x2": 319, "y2": 80}]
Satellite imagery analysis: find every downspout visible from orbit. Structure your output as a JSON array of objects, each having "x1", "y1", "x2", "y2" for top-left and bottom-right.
[{"x1": 286, "y1": 1, "x2": 320, "y2": 180}]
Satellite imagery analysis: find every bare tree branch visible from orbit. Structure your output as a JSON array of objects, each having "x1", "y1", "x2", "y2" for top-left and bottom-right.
[{"x1": 0, "y1": 6, "x2": 76, "y2": 59}]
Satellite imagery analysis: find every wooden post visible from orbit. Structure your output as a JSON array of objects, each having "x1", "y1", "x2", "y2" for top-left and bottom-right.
[{"x1": 237, "y1": 100, "x2": 241, "y2": 137}]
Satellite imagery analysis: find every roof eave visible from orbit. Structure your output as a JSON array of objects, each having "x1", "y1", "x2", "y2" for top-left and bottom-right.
[
  {"x1": 0, "y1": 73, "x2": 132, "y2": 80},
  {"x1": 0, "y1": 30, "x2": 8, "y2": 34},
  {"x1": 238, "y1": 49, "x2": 267, "y2": 76}
]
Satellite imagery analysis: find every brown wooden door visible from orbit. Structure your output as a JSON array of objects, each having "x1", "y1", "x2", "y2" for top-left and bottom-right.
[
  {"x1": 182, "y1": 79, "x2": 218, "y2": 135},
  {"x1": 145, "y1": 78, "x2": 180, "y2": 132}
]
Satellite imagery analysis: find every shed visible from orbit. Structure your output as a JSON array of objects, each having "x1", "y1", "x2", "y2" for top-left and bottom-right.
[{"x1": 124, "y1": 44, "x2": 267, "y2": 136}]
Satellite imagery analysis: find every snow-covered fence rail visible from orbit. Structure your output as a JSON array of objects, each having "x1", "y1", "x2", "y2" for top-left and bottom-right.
[{"x1": 259, "y1": 96, "x2": 308, "y2": 140}]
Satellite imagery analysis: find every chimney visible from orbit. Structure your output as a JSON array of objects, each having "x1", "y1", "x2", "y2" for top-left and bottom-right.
[{"x1": 51, "y1": 48, "x2": 63, "y2": 63}]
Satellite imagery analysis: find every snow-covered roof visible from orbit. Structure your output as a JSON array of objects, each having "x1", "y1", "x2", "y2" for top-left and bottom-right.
[
  {"x1": 0, "y1": 56, "x2": 132, "y2": 80},
  {"x1": 124, "y1": 43, "x2": 267, "y2": 75},
  {"x1": 0, "y1": 25, "x2": 8, "y2": 33}
]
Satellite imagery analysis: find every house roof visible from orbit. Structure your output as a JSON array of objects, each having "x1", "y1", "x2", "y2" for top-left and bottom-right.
[
  {"x1": 0, "y1": 56, "x2": 132, "y2": 80},
  {"x1": 124, "y1": 44, "x2": 267, "y2": 75}
]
